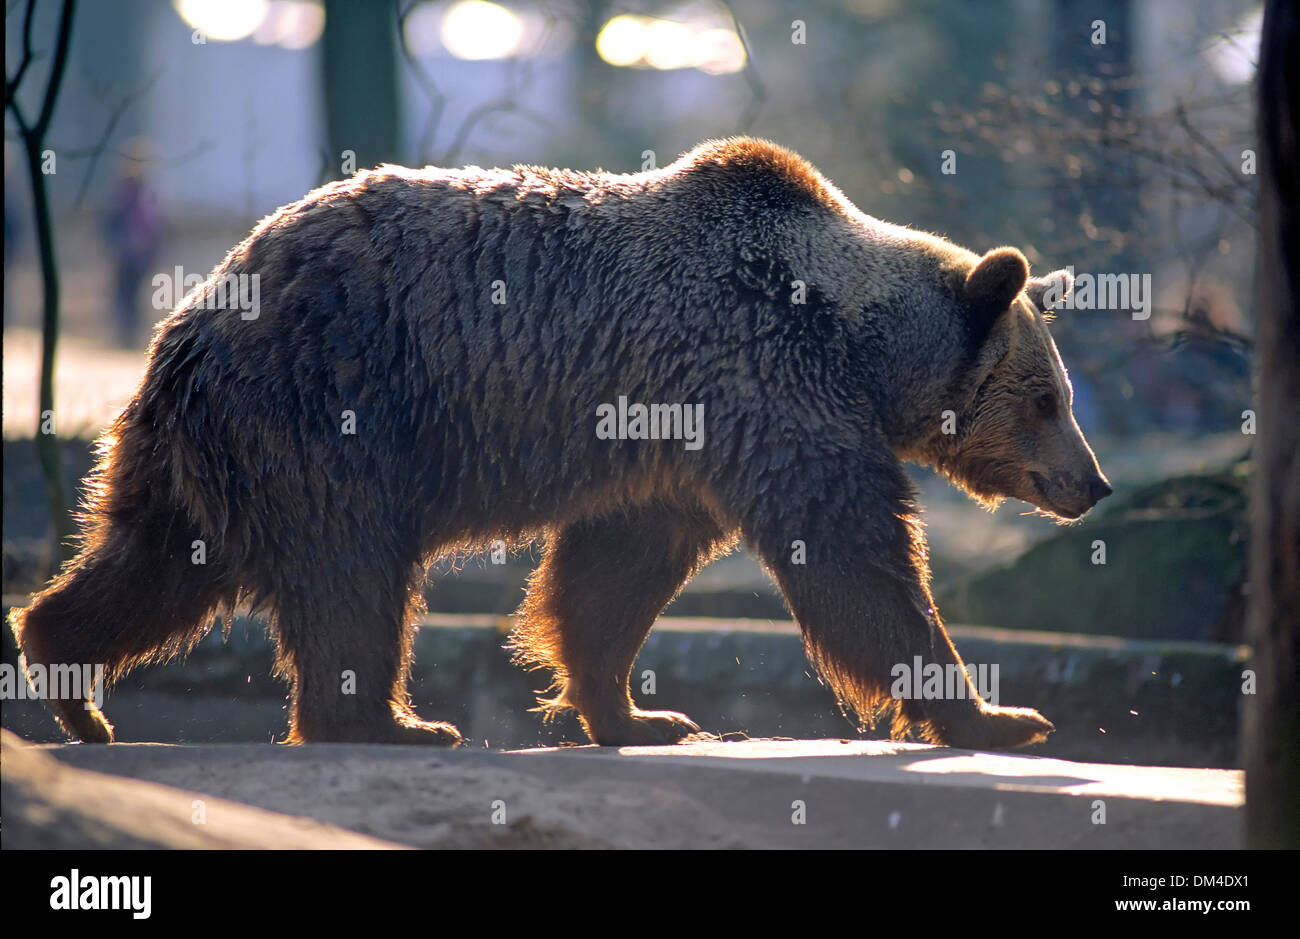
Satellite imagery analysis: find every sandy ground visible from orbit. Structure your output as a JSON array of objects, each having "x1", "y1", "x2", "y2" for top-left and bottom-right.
[
  {"x1": 3, "y1": 730, "x2": 1242, "y2": 849},
  {"x1": 2, "y1": 731, "x2": 404, "y2": 849}
]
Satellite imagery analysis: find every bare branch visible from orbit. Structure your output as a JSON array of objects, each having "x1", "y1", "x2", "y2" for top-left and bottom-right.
[
  {"x1": 33, "y1": 0, "x2": 76, "y2": 138},
  {"x1": 723, "y1": 1, "x2": 765, "y2": 130},
  {"x1": 4, "y1": 0, "x2": 38, "y2": 111},
  {"x1": 395, "y1": 0, "x2": 446, "y2": 164},
  {"x1": 71, "y1": 71, "x2": 160, "y2": 209},
  {"x1": 4, "y1": 0, "x2": 80, "y2": 563},
  {"x1": 440, "y1": 97, "x2": 548, "y2": 166}
]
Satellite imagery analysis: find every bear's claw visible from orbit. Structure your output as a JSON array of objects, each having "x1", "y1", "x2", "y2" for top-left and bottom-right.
[
  {"x1": 935, "y1": 704, "x2": 1055, "y2": 751},
  {"x1": 587, "y1": 708, "x2": 702, "y2": 746}
]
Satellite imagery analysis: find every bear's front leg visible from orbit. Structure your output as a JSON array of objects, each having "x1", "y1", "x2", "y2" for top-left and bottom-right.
[
  {"x1": 733, "y1": 447, "x2": 1054, "y2": 751},
  {"x1": 509, "y1": 500, "x2": 730, "y2": 746}
]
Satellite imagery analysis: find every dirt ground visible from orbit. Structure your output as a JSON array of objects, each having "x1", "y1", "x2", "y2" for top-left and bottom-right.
[{"x1": 2, "y1": 730, "x2": 1243, "y2": 850}]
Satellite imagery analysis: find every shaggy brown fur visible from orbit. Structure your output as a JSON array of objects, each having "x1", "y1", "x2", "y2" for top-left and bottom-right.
[{"x1": 11, "y1": 137, "x2": 1108, "y2": 749}]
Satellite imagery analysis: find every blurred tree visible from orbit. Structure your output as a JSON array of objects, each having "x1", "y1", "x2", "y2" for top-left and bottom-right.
[
  {"x1": 918, "y1": 1, "x2": 1255, "y2": 437},
  {"x1": 1050, "y1": 0, "x2": 1137, "y2": 272},
  {"x1": 323, "y1": 0, "x2": 401, "y2": 172},
  {"x1": 5, "y1": 0, "x2": 77, "y2": 567}
]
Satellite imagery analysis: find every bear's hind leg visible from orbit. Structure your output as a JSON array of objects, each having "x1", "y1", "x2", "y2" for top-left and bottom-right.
[
  {"x1": 510, "y1": 501, "x2": 729, "y2": 746},
  {"x1": 271, "y1": 559, "x2": 461, "y2": 746},
  {"x1": 10, "y1": 501, "x2": 231, "y2": 743}
]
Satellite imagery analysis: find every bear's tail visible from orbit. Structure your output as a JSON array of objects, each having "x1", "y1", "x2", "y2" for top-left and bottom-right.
[{"x1": 10, "y1": 404, "x2": 235, "y2": 742}]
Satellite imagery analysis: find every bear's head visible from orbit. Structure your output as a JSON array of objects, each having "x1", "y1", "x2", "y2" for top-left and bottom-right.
[{"x1": 936, "y1": 247, "x2": 1111, "y2": 521}]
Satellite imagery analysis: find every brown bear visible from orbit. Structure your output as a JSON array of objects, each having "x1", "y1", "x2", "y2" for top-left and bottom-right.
[{"x1": 11, "y1": 137, "x2": 1109, "y2": 750}]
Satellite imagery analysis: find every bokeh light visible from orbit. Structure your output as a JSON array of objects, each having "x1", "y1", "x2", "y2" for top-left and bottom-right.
[
  {"x1": 594, "y1": 14, "x2": 647, "y2": 67},
  {"x1": 595, "y1": 13, "x2": 745, "y2": 74},
  {"x1": 692, "y1": 27, "x2": 746, "y2": 75},
  {"x1": 251, "y1": 1, "x2": 325, "y2": 50},
  {"x1": 643, "y1": 19, "x2": 694, "y2": 70},
  {"x1": 173, "y1": 0, "x2": 270, "y2": 42},
  {"x1": 1204, "y1": 7, "x2": 1262, "y2": 85},
  {"x1": 441, "y1": 1, "x2": 524, "y2": 61}
]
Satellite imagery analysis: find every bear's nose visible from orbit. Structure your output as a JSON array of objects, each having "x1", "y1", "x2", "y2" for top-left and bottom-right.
[{"x1": 1086, "y1": 474, "x2": 1113, "y2": 505}]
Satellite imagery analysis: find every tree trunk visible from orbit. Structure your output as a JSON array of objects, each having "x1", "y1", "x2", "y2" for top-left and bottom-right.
[
  {"x1": 1245, "y1": 0, "x2": 1300, "y2": 849},
  {"x1": 7, "y1": 0, "x2": 79, "y2": 570},
  {"x1": 322, "y1": 0, "x2": 401, "y2": 172},
  {"x1": 23, "y1": 134, "x2": 75, "y2": 565}
]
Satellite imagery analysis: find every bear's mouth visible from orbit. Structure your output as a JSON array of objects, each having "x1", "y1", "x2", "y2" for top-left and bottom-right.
[{"x1": 1029, "y1": 471, "x2": 1085, "y2": 520}]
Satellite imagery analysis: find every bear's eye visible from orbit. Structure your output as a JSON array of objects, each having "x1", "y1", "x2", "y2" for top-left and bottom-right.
[{"x1": 1035, "y1": 393, "x2": 1056, "y2": 417}]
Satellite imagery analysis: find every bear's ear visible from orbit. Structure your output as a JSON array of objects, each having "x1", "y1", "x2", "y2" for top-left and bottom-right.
[
  {"x1": 1025, "y1": 268, "x2": 1074, "y2": 312},
  {"x1": 963, "y1": 247, "x2": 1029, "y2": 341}
]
